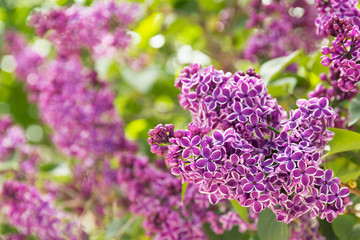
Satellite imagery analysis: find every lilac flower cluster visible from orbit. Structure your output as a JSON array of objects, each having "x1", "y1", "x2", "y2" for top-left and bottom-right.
[
  {"x1": 30, "y1": 0, "x2": 138, "y2": 58},
  {"x1": 316, "y1": 0, "x2": 360, "y2": 92},
  {"x1": 117, "y1": 152, "x2": 256, "y2": 239},
  {"x1": 244, "y1": 0, "x2": 321, "y2": 61},
  {"x1": 315, "y1": 0, "x2": 360, "y2": 36},
  {"x1": 149, "y1": 64, "x2": 352, "y2": 223},
  {"x1": 1, "y1": 181, "x2": 83, "y2": 239},
  {"x1": 6, "y1": 33, "x2": 135, "y2": 163}
]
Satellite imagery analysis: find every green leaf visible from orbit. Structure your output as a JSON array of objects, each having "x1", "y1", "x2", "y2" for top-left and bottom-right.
[
  {"x1": 267, "y1": 77, "x2": 297, "y2": 97},
  {"x1": 325, "y1": 128, "x2": 360, "y2": 157},
  {"x1": 39, "y1": 162, "x2": 59, "y2": 172},
  {"x1": 257, "y1": 208, "x2": 288, "y2": 240},
  {"x1": 181, "y1": 182, "x2": 189, "y2": 204},
  {"x1": 230, "y1": 199, "x2": 248, "y2": 223},
  {"x1": 106, "y1": 219, "x2": 123, "y2": 239},
  {"x1": 332, "y1": 215, "x2": 356, "y2": 240},
  {"x1": 259, "y1": 50, "x2": 301, "y2": 85},
  {"x1": 121, "y1": 66, "x2": 160, "y2": 93},
  {"x1": 332, "y1": 215, "x2": 360, "y2": 240},
  {"x1": 320, "y1": 219, "x2": 339, "y2": 240},
  {"x1": 125, "y1": 119, "x2": 148, "y2": 140},
  {"x1": 349, "y1": 93, "x2": 360, "y2": 126},
  {"x1": 325, "y1": 158, "x2": 360, "y2": 182}
]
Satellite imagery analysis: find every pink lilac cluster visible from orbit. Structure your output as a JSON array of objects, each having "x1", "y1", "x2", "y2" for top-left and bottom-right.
[
  {"x1": 6, "y1": 33, "x2": 135, "y2": 163},
  {"x1": 148, "y1": 64, "x2": 352, "y2": 224},
  {"x1": 316, "y1": 0, "x2": 360, "y2": 92},
  {"x1": 1, "y1": 181, "x2": 84, "y2": 240},
  {"x1": 117, "y1": 152, "x2": 257, "y2": 239},
  {"x1": 244, "y1": 0, "x2": 321, "y2": 61},
  {"x1": 30, "y1": 0, "x2": 138, "y2": 58},
  {"x1": 0, "y1": 116, "x2": 39, "y2": 179}
]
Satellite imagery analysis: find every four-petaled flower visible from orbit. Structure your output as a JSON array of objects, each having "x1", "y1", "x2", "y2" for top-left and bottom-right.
[
  {"x1": 196, "y1": 148, "x2": 222, "y2": 172},
  {"x1": 243, "y1": 191, "x2": 269, "y2": 213},
  {"x1": 292, "y1": 160, "x2": 317, "y2": 186},
  {"x1": 228, "y1": 102, "x2": 253, "y2": 122},
  {"x1": 181, "y1": 136, "x2": 201, "y2": 158}
]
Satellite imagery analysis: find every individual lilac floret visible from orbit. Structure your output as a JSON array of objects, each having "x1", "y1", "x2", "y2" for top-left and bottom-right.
[
  {"x1": 1, "y1": 181, "x2": 83, "y2": 240},
  {"x1": 149, "y1": 64, "x2": 352, "y2": 223},
  {"x1": 30, "y1": 0, "x2": 139, "y2": 57}
]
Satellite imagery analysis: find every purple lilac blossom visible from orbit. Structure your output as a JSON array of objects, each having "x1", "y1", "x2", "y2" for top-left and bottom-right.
[
  {"x1": 310, "y1": 0, "x2": 360, "y2": 128},
  {"x1": 244, "y1": 0, "x2": 321, "y2": 61},
  {"x1": 1, "y1": 181, "x2": 83, "y2": 240},
  {"x1": 148, "y1": 64, "x2": 352, "y2": 223},
  {"x1": 117, "y1": 152, "x2": 256, "y2": 239},
  {"x1": 315, "y1": 0, "x2": 360, "y2": 93},
  {"x1": 30, "y1": 0, "x2": 138, "y2": 58},
  {"x1": 5, "y1": 32, "x2": 136, "y2": 163}
]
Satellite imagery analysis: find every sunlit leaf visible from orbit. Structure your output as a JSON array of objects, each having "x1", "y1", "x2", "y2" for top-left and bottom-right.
[
  {"x1": 349, "y1": 93, "x2": 360, "y2": 126},
  {"x1": 325, "y1": 128, "x2": 360, "y2": 157},
  {"x1": 258, "y1": 209, "x2": 287, "y2": 240},
  {"x1": 332, "y1": 215, "x2": 359, "y2": 240},
  {"x1": 326, "y1": 157, "x2": 360, "y2": 182},
  {"x1": 230, "y1": 200, "x2": 248, "y2": 223},
  {"x1": 260, "y1": 50, "x2": 301, "y2": 85},
  {"x1": 267, "y1": 77, "x2": 297, "y2": 97},
  {"x1": 181, "y1": 182, "x2": 188, "y2": 204}
]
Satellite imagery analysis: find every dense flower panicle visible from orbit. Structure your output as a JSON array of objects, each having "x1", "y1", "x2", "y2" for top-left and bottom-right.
[
  {"x1": 30, "y1": 0, "x2": 138, "y2": 57},
  {"x1": 1, "y1": 181, "x2": 83, "y2": 240},
  {"x1": 315, "y1": 0, "x2": 360, "y2": 93},
  {"x1": 117, "y1": 153, "x2": 256, "y2": 239},
  {"x1": 174, "y1": 63, "x2": 287, "y2": 135},
  {"x1": 244, "y1": 0, "x2": 321, "y2": 61},
  {"x1": 6, "y1": 33, "x2": 136, "y2": 162},
  {"x1": 149, "y1": 65, "x2": 352, "y2": 224},
  {"x1": 315, "y1": 0, "x2": 360, "y2": 36}
]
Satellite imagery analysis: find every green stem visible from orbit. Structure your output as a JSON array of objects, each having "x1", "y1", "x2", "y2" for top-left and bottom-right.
[{"x1": 267, "y1": 125, "x2": 281, "y2": 134}]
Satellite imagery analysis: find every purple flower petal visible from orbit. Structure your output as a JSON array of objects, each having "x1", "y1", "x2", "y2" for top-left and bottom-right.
[
  {"x1": 196, "y1": 159, "x2": 208, "y2": 168},
  {"x1": 207, "y1": 161, "x2": 216, "y2": 172},
  {"x1": 243, "y1": 183, "x2": 254, "y2": 192},
  {"x1": 253, "y1": 201, "x2": 263, "y2": 213},
  {"x1": 181, "y1": 137, "x2": 191, "y2": 147}
]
